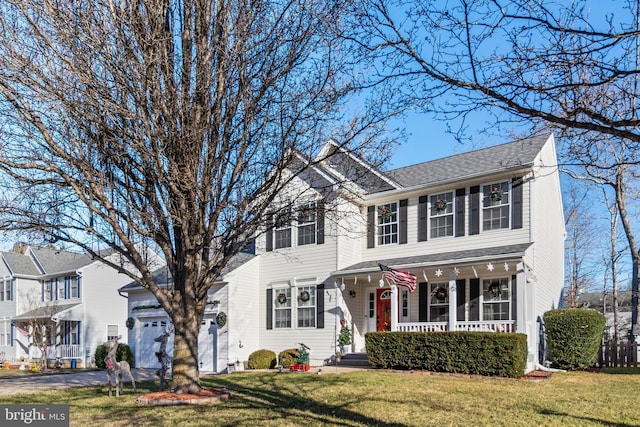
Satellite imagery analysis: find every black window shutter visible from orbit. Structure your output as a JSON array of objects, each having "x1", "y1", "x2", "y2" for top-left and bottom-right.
[
  {"x1": 456, "y1": 279, "x2": 466, "y2": 321},
  {"x1": 511, "y1": 177, "x2": 523, "y2": 229},
  {"x1": 316, "y1": 283, "x2": 325, "y2": 329},
  {"x1": 455, "y1": 188, "x2": 466, "y2": 237},
  {"x1": 316, "y1": 200, "x2": 325, "y2": 245},
  {"x1": 418, "y1": 196, "x2": 428, "y2": 242},
  {"x1": 266, "y1": 289, "x2": 273, "y2": 330},
  {"x1": 367, "y1": 206, "x2": 375, "y2": 248},
  {"x1": 469, "y1": 186, "x2": 480, "y2": 235},
  {"x1": 419, "y1": 282, "x2": 428, "y2": 322},
  {"x1": 399, "y1": 199, "x2": 408, "y2": 244},
  {"x1": 469, "y1": 278, "x2": 480, "y2": 321},
  {"x1": 265, "y1": 214, "x2": 273, "y2": 252}
]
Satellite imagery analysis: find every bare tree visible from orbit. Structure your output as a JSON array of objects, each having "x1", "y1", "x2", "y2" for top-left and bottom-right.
[
  {"x1": 21, "y1": 290, "x2": 60, "y2": 372},
  {"x1": 0, "y1": 0, "x2": 394, "y2": 393},
  {"x1": 353, "y1": 0, "x2": 640, "y2": 339}
]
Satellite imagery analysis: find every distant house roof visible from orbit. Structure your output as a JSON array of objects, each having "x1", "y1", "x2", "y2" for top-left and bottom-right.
[
  {"x1": 379, "y1": 133, "x2": 550, "y2": 190},
  {"x1": 1, "y1": 251, "x2": 41, "y2": 276},
  {"x1": 28, "y1": 247, "x2": 93, "y2": 275},
  {"x1": 119, "y1": 252, "x2": 257, "y2": 292},
  {"x1": 333, "y1": 243, "x2": 533, "y2": 275}
]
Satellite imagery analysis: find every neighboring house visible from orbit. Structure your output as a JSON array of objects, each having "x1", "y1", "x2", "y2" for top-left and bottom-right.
[
  {"x1": 573, "y1": 291, "x2": 633, "y2": 341},
  {"x1": 0, "y1": 245, "x2": 155, "y2": 367},
  {"x1": 122, "y1": 133, "x2": 565, "y2": 373}
]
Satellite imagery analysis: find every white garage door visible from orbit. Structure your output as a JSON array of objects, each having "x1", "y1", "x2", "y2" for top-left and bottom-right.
[{"x1": 138, "y1": 318, "x2": 173, "y2": 369}]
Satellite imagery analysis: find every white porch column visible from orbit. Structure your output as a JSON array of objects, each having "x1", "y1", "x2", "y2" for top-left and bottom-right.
[
  {"x1": 390, "y1": 285, "x2": 398, "y2": 332},
  {"x1": 516, "y1": 262, "x2": 527, "y2": 334},
  {"x1": 448, "y1": 270, "x2": 457, "y2": 332}
]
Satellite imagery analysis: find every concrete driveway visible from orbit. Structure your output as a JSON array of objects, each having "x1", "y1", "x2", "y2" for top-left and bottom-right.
[{"x1": 0, "y1": 369, "x2": 157, "y2": 396}]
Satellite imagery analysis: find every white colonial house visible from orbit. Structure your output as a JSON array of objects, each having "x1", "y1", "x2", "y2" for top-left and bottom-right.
[
  {"x1": 0, "y1": 245, "x2": 159, "y2": 367},
  {"x1": 122, "y1": 133, "x2": 565, "y2": 374}
]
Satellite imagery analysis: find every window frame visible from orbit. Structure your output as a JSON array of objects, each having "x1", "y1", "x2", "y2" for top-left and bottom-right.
[
  {"x1": 429, "y1": 191, "x2": 454, "y2": 238},
  {"x1": 296, "y1": 285, "x2": 317, "y2": 328},
  {"x1": 297, "y1": 202, "x2": 317, "y2": 246},
  {"x1": 481, "y1": 278, "x2": 511, "y2": 321},
  {"x1": 428, "y1": 282, "x2": 449, "y2": 322},
  {"x1": 273, "y1": 286, "x2": 292, "y2": 329},
  {"x1": 274, "y1": 209, "x2": 292, "y2": 249},
  {"x1": 482, "y1": 181, "x2": 510, "y2": 231},
  {"x1": 377, "y1": 202, "x2": 398, "y2": 245}
]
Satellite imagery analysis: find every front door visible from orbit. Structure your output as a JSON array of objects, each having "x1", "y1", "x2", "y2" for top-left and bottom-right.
[{"x1": 376, "y1": 289, "x2": 392, "y2": 331}]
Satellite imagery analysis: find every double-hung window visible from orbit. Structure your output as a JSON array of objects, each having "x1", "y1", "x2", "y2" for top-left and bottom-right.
[
  {"x1": 57, "y1": 278, "x2": 65, "y2": 300},
  {"x1": 429, "y1": 283, "x2": 449, "y2": 322},
  {"x1": 296, "y1": 285, "x2": 316, "y2": 328},
  {"x1": 482, "y1": 181, "x2": 510, "y2": 231},
  {"x1": 70, "y1": 276, "x2": 80, "y2": 299},
  {"x1": 430, "y1": 192, "x2": 454, "y2": 238},
  {"x1": 297, "y1": 202, "x2": 316, "y2": 246},
  {"x1": 274, "y1": 287, "x2": 292, "y2": 328},
  {"x1": 377, "y1": 202, "x2": 398, "y2": 245},
  {"x1": 274, "y1": 210, "x2": 292, "y2": 249},
  {"x1": 482, "y1": 278, "x2": 510, "y2": 320}
]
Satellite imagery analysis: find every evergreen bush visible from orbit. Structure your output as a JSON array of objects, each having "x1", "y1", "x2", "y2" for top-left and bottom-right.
[
  {"x1": 278, "y1": 348, "x2": 298, "y2": 368},
  {"x1": 94, "y1": 343, "x2": 135, "y2": 369},
  {"x1": 365, "y1": 331, "x2": 527, "y2": 378},
  {"x1": 247, "y1": 349, "x2": 277, "y2": 369},
  {"x1": 543, "y1": 308, "x2": 606, "y2": 370}
]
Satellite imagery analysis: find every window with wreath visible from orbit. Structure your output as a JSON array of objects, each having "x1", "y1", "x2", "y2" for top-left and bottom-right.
[
  {"x1": 297, "y1": 202, "x2": 317, "y2": 246},
  {"x1": 430, "y1": 192, "x2": 454, "y2": 238},
  {"x1": 482, "y1": 181, "x2": 510, "y2": 231},
  {"x1": 377, "y1": 202, "x2": 398, "y2": 245},
  {"x1": 297, "y1": 286, "x2": 316, "y2": 328},
  {"x1": 429, "y1": 283, "x2": 449, "y2": 322},
  {"x1": 274, "y1": 210, "x2": 292, "y2": 249},
  {"x1": 482, "y1": 278, "x2": 510, "y2": 320},
  {"x1": 274, "y1": 288, "x2": 292, "y2": 328}
]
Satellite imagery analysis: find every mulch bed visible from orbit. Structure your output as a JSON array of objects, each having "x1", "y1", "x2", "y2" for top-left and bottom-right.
[{"x1": 136, "y1": 388, "x2": 231, "y2": 406}]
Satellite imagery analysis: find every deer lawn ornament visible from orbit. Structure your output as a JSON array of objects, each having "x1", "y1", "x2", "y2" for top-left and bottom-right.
[
  {"x1": 154, "y1": 329, "x2": 172, "y2": 391},
  {"x1": 104, "y1": 336, "x2": 136, "y2": 397}
]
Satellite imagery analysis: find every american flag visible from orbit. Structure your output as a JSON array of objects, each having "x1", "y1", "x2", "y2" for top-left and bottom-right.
[{"x1": 378, "y1": 263, "x2": 417, "y2": 292}]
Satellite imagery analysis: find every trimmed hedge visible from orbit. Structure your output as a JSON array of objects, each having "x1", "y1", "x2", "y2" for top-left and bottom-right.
[
  {"x1": 365, "y1": 331, "x2": 527, "y2": 378},
  {"x1": 278, "y1": 348, "x2": 298, "y2": 368},
  {"x1": 94, "y1": 343, "x2": 135, "y2": 369},
  {"x1": 247, "y1": 349, "x2": 277, "y2": 369},
  {"x1": 544, "y1": 308, "x2": 606, "y2": 370}
]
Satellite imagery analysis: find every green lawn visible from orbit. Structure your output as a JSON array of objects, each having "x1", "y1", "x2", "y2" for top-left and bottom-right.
[{"x1": 1, "y1": 369, "x2": 639, "y2": 426}]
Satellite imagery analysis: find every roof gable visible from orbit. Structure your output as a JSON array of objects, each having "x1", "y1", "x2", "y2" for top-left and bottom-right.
[{"x1": 26, "y1": 247, "x2": 93, "y2": 275}]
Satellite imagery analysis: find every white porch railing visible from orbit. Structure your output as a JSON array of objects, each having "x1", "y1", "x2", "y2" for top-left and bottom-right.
[
  {"x1": 42, "y1": 345, "x2": 83, "y2": 359},
  {"x1": 396, "y1": 320, "x2": 515, "y2": 333}
]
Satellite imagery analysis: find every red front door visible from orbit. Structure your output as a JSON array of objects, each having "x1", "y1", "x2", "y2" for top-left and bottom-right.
[{"x1": 376, "y1": 289, "x2": 392, "y2": 331}]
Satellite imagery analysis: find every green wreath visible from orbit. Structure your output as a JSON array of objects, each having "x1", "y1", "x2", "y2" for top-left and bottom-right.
[
  {"x1": 216, "y1": 311, "x2": 227, "y2": 328},
  {"x1": 434, "y1": 199, "x2": 447, "y2": 213},
  {"x1": 488, "y1": 283, "x2": 502, "y2": 299},
  {"x1": 277, "y1": 293, "x2": 287, "y2": 304},
  {"x1": 489, "y1": 187, "x2": 503, "y2": 202},
  {"x1": 299, "y1": 290, "x2": 310, "y2": 302},
  {"x1": 434, "y1": 287, "x2": 447, "y2": 301}
]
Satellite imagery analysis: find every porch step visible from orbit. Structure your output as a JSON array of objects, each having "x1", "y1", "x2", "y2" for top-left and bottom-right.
[{"x1": 337, "y1": 352, "x2": 370, "y2": 367}]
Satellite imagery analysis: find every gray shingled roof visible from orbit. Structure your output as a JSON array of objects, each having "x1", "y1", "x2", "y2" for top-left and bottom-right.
[
  {"x1": 333, "y1": 243, "x2": 533, "y2": 275},
  {"x1": 29, "y1": 247, "x2": 93, "y2": 275},
  {"x1": 380, "y1": 133, "x2": 550, "y2": 190},
  {"x1": 1, "y1": 251, "x2": 41, "y2": 276},
  {"x1": 119, "y1": 252, "x2": 256, "y2": 292}
]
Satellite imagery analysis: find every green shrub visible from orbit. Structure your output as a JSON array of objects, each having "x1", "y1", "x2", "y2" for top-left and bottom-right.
[
  {"x1": 365, "y1": 331, "x2": 527, "y2": 378},
  {"x1": 544, "y1": 308, "x2": 606, "y2": 370},
  {"x1": 247, "y1": 349, "x2": 277, "y2": 369},
  {"x1": 94, "y1": 343, "x2": 135, "y2": 369},
  {"x1": 278, "y1": 348, "x2": 298, "y2": 368}
]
